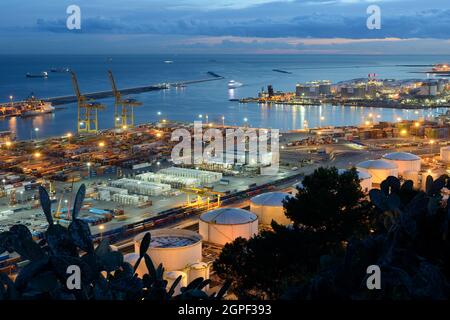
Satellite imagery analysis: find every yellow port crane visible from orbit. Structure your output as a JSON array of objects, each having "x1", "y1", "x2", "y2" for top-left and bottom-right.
[
  {"x1": 71, "y1": 71, "x2": 106, "y2": 134},
  {"x1": 108, "y1": 70, "x2": 142, "y2": 130},
  {"x1": 183, "y1": 187, "x2": 225, "y2": 210}
]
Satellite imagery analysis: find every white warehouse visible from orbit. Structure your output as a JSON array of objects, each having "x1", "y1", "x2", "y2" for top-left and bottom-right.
[
  {"x1": 158, "y1": 167, "x2": 222, "y2": 185},
  {"x1": 110, "y1": 178, "x2": 171, "y2": 196},
  {"x1": 356, "y1": 159, "x2": 398, "y2": 184},
  {"x1": 382, "y1": 152, "x2": 421, "y2": 176},
  {"x1": 250, "y1": 192, "x2": 292, "y2": 225},
  {"x1": 199, "y1": 208, "x2": 258, "y2": 246}
]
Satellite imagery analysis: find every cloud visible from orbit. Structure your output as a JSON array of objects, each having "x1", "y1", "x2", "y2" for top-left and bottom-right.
[{"x1": 34, "y1": 9, "x2": 450, "y2": 39}]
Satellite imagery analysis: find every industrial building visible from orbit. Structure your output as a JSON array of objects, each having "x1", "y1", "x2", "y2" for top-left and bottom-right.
[
  {"x1": 199, "y1": 208, "x2": 258, "y2": 246},
  {"x1": 356, "y1": 159, "x2": 398, "y2": 184},
  {"x1": 382, "y1": 152, "x2": 421, "y2": 176},
  {"x1": 110, "y1": 178, "x2": 171, "y2": 196},
  {"x1": 136, "y1": 172, "x2": 199, "y2": 189},
  {"x1": 158, "y1": 167, "x2": 222, "y2": 185},
  {"x1": 250, "y1": 192, "x2": 292, "y2": 225}
]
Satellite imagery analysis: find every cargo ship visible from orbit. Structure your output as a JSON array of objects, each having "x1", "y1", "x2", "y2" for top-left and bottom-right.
[
  {"x1": 0, "y1": 98, "x2": 54, "y2": 119},
  {"x1": 21, "y1": 101, "x2": 54, "y2": 117},
  {"x1": 26, "y1": 71, "x2": 48, "y2": 78}
]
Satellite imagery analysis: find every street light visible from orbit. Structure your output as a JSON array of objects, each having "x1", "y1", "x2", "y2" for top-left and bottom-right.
[{"x1": 99, "y1": 225, "x2": 105, "y2": 241}]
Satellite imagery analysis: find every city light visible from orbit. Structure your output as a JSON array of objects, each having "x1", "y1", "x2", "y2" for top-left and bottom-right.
[
  {"x1": 156, "y1": 132, "x2": 162, "y2": 138},
  {"x1": 87, "y1": 162, "x2": 91, "y2": 167},
  {"x1": 157, "y1": 111, "x2": 162, "y2": 116},
  {"x1": 400, "y1": 129, "x2": 407, "y2": 136},
  {"x1": 98, "y1": 141, "x2": 105, "y2": 148},
  {"x1": 414, "y1": 122, "x2": 420, "y2": 127},
  {"x1": 34, "y1": 152, "x2": 41, "y2": 158},
  {"x1": 66, "y1": 132, "x2": 73, "y2": 138},
  {"x1": 5, "y1": 141, "x2": 12, "y2": 147}
]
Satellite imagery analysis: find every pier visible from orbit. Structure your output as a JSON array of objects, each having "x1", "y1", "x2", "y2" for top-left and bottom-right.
[{"x1": 0, "y1": 76, "x2": 224, "y2": 107}]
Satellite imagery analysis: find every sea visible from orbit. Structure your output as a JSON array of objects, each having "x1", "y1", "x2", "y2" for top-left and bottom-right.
[{"x1": 1, "y1": 54, "x2": 450, "y2": 140}]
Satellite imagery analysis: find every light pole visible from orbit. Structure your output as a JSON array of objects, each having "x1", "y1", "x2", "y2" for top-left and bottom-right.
[
  {"x1": 99, "y1": 225, "x2": 105, "y2": 241},
  {"x1": 87, "y1": 162, "x2": 92, "y2": 179}
]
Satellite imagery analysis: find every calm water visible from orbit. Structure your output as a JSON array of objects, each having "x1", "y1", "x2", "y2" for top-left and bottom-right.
[{"x1": 1, "y1": 54, "x2": 449, "y2": 140}]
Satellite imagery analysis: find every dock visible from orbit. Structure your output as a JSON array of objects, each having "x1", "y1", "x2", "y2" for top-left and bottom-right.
[{"x1": 1, "y1": 76, "x2": 224, "y2": 107}]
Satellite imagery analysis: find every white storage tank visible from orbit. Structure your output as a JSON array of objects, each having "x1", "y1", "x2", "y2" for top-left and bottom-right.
[
  {"x1": 199, "y1": 208, "x2": 258, "y2": 246},
  {"x1": 338, "y1": 169, "x2": 373, "y2": 193},
  {"x1": 134, "y1": 229, "x2": 203, "y2": 272},
  {"x1": 382, "y1": 152, "x2": 421, "y2": 176},
  {"x1": 441, "y1": 146, "x2": 450, "y2": 163},
  {"x1": 187, "y1": 262, "x2": 210, "y2": 291},
  {"x1": 403, "y1": 170, "x2": 419, "y2": 187},
  {"x1": 123, "y1": 253, "x2": 148, "y2": 278},
  {"x1": 164, "y1": 271, "x2": 188, "y2": 296},
  {"x1": 356, "y1": 159, "x2": 398, "y2": 184},
  {"x1": 250, "y1": 192, "x2": 292, "y2": 225}
]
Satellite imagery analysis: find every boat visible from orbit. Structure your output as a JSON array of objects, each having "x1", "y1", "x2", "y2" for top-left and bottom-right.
[
  {"x1": 228, "y1": 80, "x2": 243, "y2": 89},
  {"x1": 21, "y1": 101, "x2": 55, "y2": 117},
  {"x1": 26, "y1": 71, "x2": 48, "y2": 78}
]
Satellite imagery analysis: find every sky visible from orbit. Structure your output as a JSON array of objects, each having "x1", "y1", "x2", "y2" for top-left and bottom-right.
[{"x1": 1, "y1": 0, "x2": 450, "y2": 54}]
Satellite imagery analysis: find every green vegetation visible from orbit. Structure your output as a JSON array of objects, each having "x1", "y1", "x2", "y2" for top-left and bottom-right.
[
  {"x1": 0, "y1": 185, "x2": 229, "y2": 300},
  {"x1": 214, "y1": 168, "x2": 450, "y2": 300}
]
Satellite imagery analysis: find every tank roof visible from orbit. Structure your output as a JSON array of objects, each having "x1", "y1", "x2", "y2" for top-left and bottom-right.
[
  {"x1": 382, "y1": 152, "x2": 420, "y2": 161},
  {"x1": 357, "y1": 159, "x2": 397, "y2": 170},
  {"x1": 250, "y1": 192, "x2": 291, "y2": 206},
  {"x1": 200, "y1": 208, "x2": 257, "y2": 225}
]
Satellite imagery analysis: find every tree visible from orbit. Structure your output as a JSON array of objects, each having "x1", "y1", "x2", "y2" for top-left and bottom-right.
[
  {"x1": 213, "y1": 224, "x2": 324, "y2": 299},
  {"x1": 284, "y1": 167, "x2": 374, "y2": 252},
  {"x1": 283, "y1": 176, "x2": 450, "y2": 300},
  {"x1": 214, "y1": 167, "x2": 375, "y2": 299}
]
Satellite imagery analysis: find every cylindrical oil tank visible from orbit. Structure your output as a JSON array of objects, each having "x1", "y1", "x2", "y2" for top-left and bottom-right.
[
  {"x1": 403, "y1": 170, "x2": 420, "y2": 187},
  {"x1": 199, "y1": 208, "x2": 258, "y2": 246},
  {"x1": 187, "y1": 262, "x2": 210, "y2": 291},
  {"x1": 123, "y1": 253, "x2": 148, "y2": 278},
  {"x1": 382, "y1": 152, "x2": 421, "y2": 176},
  {"x1": 250, "y1": 192, "x2": 292, "y2": 225},
  {"x1": 164, "y1": 271, "x2": 188, "y2": 296},
  {"x1": 338, "y1": 169, "x2": 373, "y2": 193},
  {"x1": 441, "y1": 146, "x2": 450, "y2": 163},
  {"x1": 134, "y1": 229, "x2": 202, "y2": 272},
  {"x1": 356, "y1": 159, "x2": 398, "y2": 184}
]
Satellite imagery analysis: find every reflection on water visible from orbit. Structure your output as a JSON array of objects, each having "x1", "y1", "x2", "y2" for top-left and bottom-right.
[{"x1": 3, "y1": 103, "x2": 447, "y2": 140}]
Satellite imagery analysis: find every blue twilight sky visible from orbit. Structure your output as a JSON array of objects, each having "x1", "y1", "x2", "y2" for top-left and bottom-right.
[{"x1": 1, "y1": 0, "x2": 450, "y2": 54}]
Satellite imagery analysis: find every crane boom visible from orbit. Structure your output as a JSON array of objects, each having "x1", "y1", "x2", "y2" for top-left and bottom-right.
[
  {"x1": 71, "y1": 71, "x2": 83, "y2": 103},
  {"x1": 108, "y1": 70, "x2": 121, "y2": 101}
]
